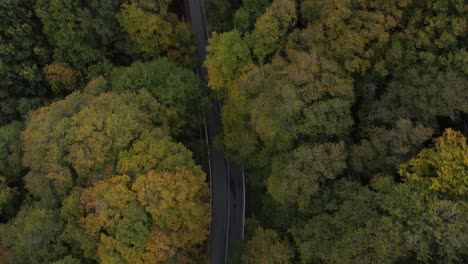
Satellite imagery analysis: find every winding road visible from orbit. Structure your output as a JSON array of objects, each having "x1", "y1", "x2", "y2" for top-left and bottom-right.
[{"x1": 186, "y1": 0, "x2": 245, "y2": 263}]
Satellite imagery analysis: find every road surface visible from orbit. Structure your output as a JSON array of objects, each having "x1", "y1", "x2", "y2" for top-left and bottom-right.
[{"x1": 187, "y1": 0, "x2": 245, "y2": 263}]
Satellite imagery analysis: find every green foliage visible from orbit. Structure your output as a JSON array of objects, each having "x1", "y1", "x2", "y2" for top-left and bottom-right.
[
  {"x1": 292, "y1": 178, "x2": 409, "y2": 264},
  {"x1": 203, "y1": 0, "x2": 240, "y2": 32},
  {"x1": 116, "y1": 2, "x2": 195, "y2": 67},
  {"x1": 233, "y1": 0, "x2": 270, "y2": 33},
  {"x1": 50, "y1": 256, "x2": 81, "y2": 264},
  {"x1": 110, "y1": 59, "x2": 208, "y2": 125},
  {"x1": 18, "y1": 87, "x2": 209, "y2": 262},
  {"x1": 248, "y1": 0, "x2": 296, "y2": 64},
  {"x1": 352, "y1": 119, "x2": 433, "y2": 178},
  {"x1": 22, "y1": 91, "x2": 179, "y2": 206},
  {"x1": 0, "y1": 122, "x2": 23, "y2": 179},
  {"x1": 205, "y1": 30, "x2": 252, "y2": 92},
  {"x1": 0, "y1": 122, "x2": 22, "y2": 219},
  {"x1": 268, "y1": 142, "x2": 346, "y2": 210},
  {"x1": 366, "y1": 68, "x2": 468, "y2": 128},
  {"x1": 218, "y1": 49, "x2": 354, "y2": 170},
  {"x1": 1, "y1": 206, "x2": 67, "y2": 264},
  {"x1": 292, "y1": 130, "x2": 468, "y2": 263},
  {"x1": 0, "y1": 177, "x2": 13, "y2": 214},
  {"x1": 16, "y1": 97, "x2": 42, "y2": 116},
  {"x1": 0, "y1": 0, "x2": 50, "y2": 98},
  {"x1": 35, "y1": 0, "x2": 104, "y2": 69},
  {"x1": 300, "y1": 0, "x2": 398, "y2": 75},
  {"x1": 243, "y1": 227, "x2": 293, "y2": 264}
]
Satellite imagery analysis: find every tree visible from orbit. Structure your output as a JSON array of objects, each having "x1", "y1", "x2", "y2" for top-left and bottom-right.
[
  {"x1": 35, "y1": 0, "x2": 122, "y2": 72},
  {"x1": 22, "y1": 90, "x2": 179, "y2": 206},
  {"x1": 62, "y1": 129, "x2": 209, "y2": 263},
  {"x1": 202, "y1": 0, "x2": 240, "y2": 32},
  {"x1": 0, "y1": 206, "x2": 67, "y2": 264},
  {"x1": 132, "y1": 168, "x2": 209, "y2": 258},
  {"x1": 248, "y1": 0, "x2": 296, "y2": 64},
  {"x1": 0, "y1": 122, "x2": 23, "y2": 220},
  {"x1": 220, "y1": 49, "x2": 354, "y2": 169},
  {"x1": 365, "y1": 68, "x2": 468, "y2": 129},
  {"x1": 299, "y1": 0, "x2": 398, "y2": 76},
  {"x1": 110, "y1": 58, "x2": 208, "y2": 126},
  {"x1": 19, "y1": 86, "x2": 209, "y2": 262},
  {"x1": 43, "y1": 62, "x2": 78, "y2": 94},
  {"x1": 352, "y1": 119, "x2": 433, "y2": 179},
  {"x1": 292, "y1": 130, "x2": 468, "y2": 264},
  {"x1": 292, "y1": 178, "x2": 409, "y2": 264},
  {"x1": 116, "y1": 2, "x2": 195, "y2": 67},
  {"x1": 243, "y1": 227, "x2": 293, "y2": 264},
  {"x1": 268, "y1": 142, "x2": 346, "y2": 210},
  {"x1": 400, "y1": 128, "x2": 468, "y2": 198},
  {"x1": 0, "y1": 122, "x2": 23, "y2": 180},
  {"x1": 233, "y1": 0, "x2": 271, "y2": 33},
  {"x1": 205, "y1": 30, "x2": 252, "y2": 92},
  {"x1": 0, "y1": 0, "x2": 50, "y2": 98},
  {"x1": 35, "y1": 0, "x2": 101, "y2": 69},
  {"x1": 0, "y1": 177, "x2": 13, "y2": 215}
]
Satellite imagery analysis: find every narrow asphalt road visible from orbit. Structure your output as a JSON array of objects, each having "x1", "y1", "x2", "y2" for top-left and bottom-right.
[{"x1": 187, "y1": 0, "x2": 245, "y2": 263}]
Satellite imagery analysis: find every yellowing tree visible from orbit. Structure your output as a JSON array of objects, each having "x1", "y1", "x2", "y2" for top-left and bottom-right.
[
  {"x1": 116, "y1": 2, "x2": 195, "y2": 67},
  {"x1": 400, "y1": 128, "x2": 468, "y2": 198},
  {"x1": 22, "y1": 90, "x2": 179, "y2": 206}
]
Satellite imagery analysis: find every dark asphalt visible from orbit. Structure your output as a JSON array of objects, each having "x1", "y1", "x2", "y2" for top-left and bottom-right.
[{"x1": 187, "y1": 0, "x2": 245, "y2": 263}]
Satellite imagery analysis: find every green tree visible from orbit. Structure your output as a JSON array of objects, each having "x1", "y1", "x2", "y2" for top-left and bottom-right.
[
  {"x1": 0, "y1": 122, "x2": 23, "y2": 180},
  {"x1": 0, "y1": 122, "x2": 23, "y2": 220},
  {"x1": 292, "y1": 130, "x2": 468, "y2": 264},
  {"x1": 243, "y1": 227, "x2": 293, "y2": 264},
  {"x1": 233, "y1": 0, "x2": 270, "y2": 33},
  {"x1": 0, "y1": 177, "x2": 13, "y2": 215},
  {"x1": 110, "y1": 58, "x2": 208, "y2": 126},
  {"x1": 365, "y1": 68, "x2": 468, "y2": 129},
  {"x1": 248, "y1": 0, "x2": 296, "y2": 64},
  {"x1": 205, "y1": 30, "x2": 252, "y2": 93},
  {"x1": 267, "y1": 142, "x2": 346, "y2": 211},
  {"x1": 352, "y1": 119, "x2": 433, "y2": 179},
  {"x1": 299, "y1": 0, "x2": 398, "y2": 75},
  {"x1": 1, "y1": 206, "x2": 67, "y2": 264},
  {"x1": 291, "y1": 178, "x2": 410, "y2": 264},
  {"x1": 35, "y1": 0, "x2": 121, "y2": 71},
  {"x1": 220, "y1": 49, "x2": 354, "y2": 169},
  {"x1": 203, "y1": 0, "x2": 240, "y2": 32},
  {"x1": 116, "y1": 2, "x2": 195, "y2": 67},
  {"x1": 0, "y1": 0, "x2": 50, "y2": 98}
]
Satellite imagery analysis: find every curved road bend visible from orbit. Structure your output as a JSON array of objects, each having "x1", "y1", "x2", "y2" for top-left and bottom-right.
[{"x1": 187, "y1": 0, "x2": 245, "y2": 263}]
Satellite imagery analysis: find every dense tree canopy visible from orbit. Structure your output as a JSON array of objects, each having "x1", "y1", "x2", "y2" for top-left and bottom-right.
[
  {"x1": 0, "y1": 0, "x2": 466, "y2": 263},
  {"x1": 116, "y1": 1, "x2": 195, "y2": 67},
  {"x1": 243, "y1": 227, "x2": 293, "y2": 264},
  {"x1": 1, "y1": 76, "x2": 209, "y2": 262},
  {"x1": 110, "y1": 58, "x2": 208, "y2": 126},
  {"x1": 0, "y1": 0, "x2": 50, "y2": 122},
  {"x1": 206, "y1": 0, "x2": 467, "y2": 263},
  {"x1": 293, "y1": 129, "x2": 467, "y2": 264}
]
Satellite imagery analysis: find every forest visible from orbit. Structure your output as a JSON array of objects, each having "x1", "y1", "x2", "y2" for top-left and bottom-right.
[{"x1": 0, "y1": 0, "x2": 467, "y2": 263}]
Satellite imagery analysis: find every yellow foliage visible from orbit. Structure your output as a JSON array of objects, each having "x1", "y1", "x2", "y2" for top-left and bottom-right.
[
  {"x1": 43, "y1": 62, "x2": 78, "y2": 93},
  {"x1": 400, "y1": 128, "x2": 468, "y2": 197}
]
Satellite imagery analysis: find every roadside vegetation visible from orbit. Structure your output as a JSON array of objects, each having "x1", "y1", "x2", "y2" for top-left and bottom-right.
[
  {"x1": 205, "y1": 0, "x2": 467, "y2": 263},
  {"x1": 0, "y1": 0, "x2": 466, "y2": 263}
]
